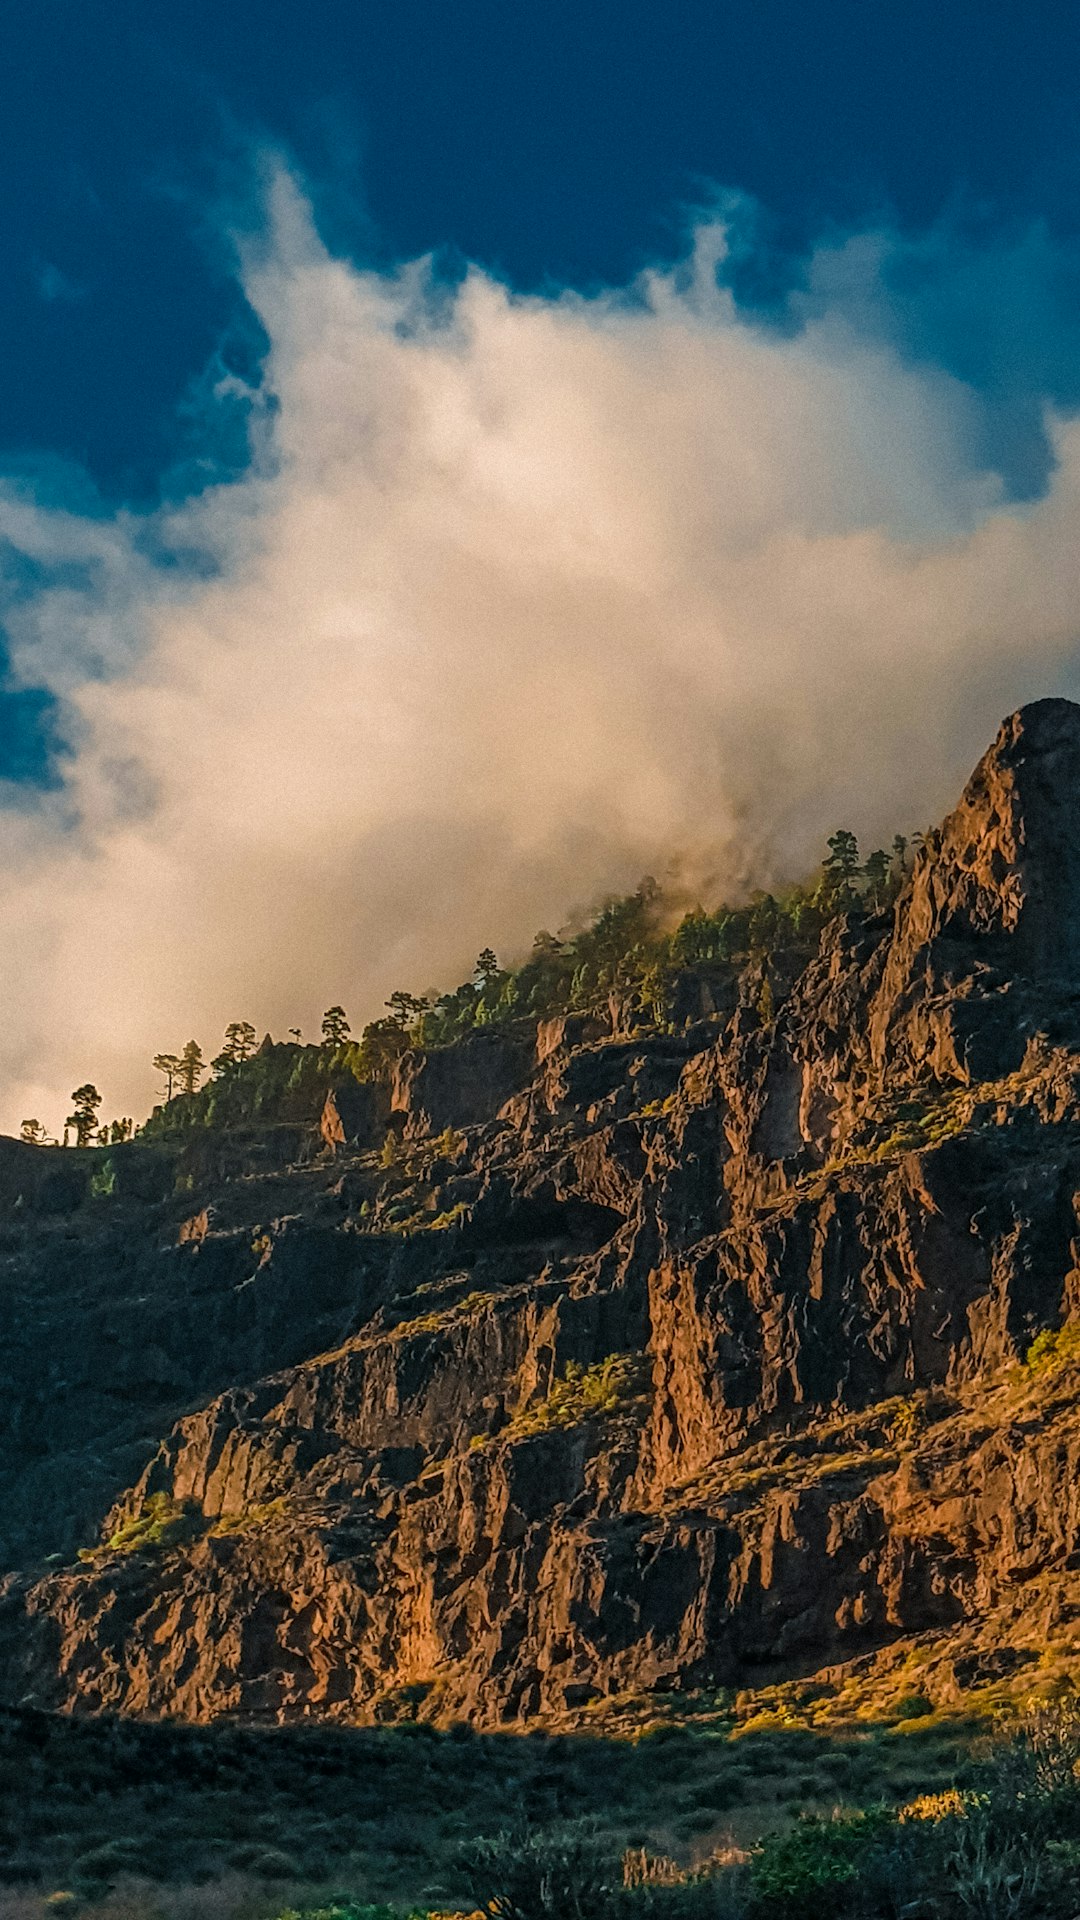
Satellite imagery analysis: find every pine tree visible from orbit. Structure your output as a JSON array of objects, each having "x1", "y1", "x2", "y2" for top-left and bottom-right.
[
  {"x1": 357, "y1": 1016, "x2": 411, "y2": 1080},
  {"x1": 862, "y1": 848, "x2": 891, "y2": 908},
  {"x1": 66, "y1": 1084, "x2": 102, "y2": 1148},
  {"x1": 178, "y1": 1041, "x2": 205, "y2": 1095},
  {"x1": 321, "y1": 1006, "x2": 351, "y2": 1047},
  {"x1": 152, "y1": 1052, "x2": 184, "y2": 1101},
  {"x1": 19, "y1": 1119, "x2": 46, "y2": 1145},
  {"x1": 210, "y1": 1023, "x2": 257, "y2": 1079},
  {"x1": 822, "y1": 829, "x2": 861, "y2": 909},
  {"x1": 385, "y1": 990, "x2": 429, "y2": 1029}
]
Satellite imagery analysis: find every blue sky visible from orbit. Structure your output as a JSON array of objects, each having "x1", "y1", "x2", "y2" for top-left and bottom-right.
[
  {"x1": 6, "y1": 2, "x2": 1080, "y2": 1127},
  {"x1": 4, "y1": 0, "x2": 1080, "y2": 789},
  {"x1": 5, "y1": 0, "x2": 1080, "y2": 501}
]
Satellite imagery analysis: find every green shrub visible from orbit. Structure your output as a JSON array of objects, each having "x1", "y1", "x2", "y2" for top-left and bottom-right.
[
  {"x1": 503, "y1": 1355, "x2": 646, "y2": 1441},
  {"x1": 1026, "y1": 1323, "x2": 1080, "y2": 1375},
  {"x1": 747, "y1": 1809, "x2": 895, "y2": 1918},
  {"x1": 693, "y1": 1774, "x2": 745, "y2": 1811},
  {"x1": 969, "y1": 1698, "x2": 1080, "y2": 1844},
  {"x1": 457, "y1": 1820, "x2": 622, "y2": 1920},
  {"x1": 935, "y1": 1803, "x2": 1050, "y2": 1919},
  {"x1": 89, "y1": 1156, "x2": 117, "y2": 1199},
  {"x1": 273, "y1": 1907, "x2": 419, "y2": 1920},
  {"x1": 893, "y1": 1692, "x2": 934, "y2": 1721},
  {"x1": 78, "y1": 1491, "x2": 203, "y2": 1561},
  {"x1": 72, "y1": 1836, "x2": 151, "y2": 1882}
]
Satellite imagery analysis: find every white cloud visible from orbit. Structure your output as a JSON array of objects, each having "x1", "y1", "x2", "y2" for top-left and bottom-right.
[{"x1": 2, "y1": 169, "x2": 1080, "y2": 1133}]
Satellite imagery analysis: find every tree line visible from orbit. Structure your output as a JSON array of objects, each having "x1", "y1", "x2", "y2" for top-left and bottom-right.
[
  {"x1": 28, "y1": 826, "x2": 919, "y2": 1145},
  {"x1": 20, "y1": 1089, "x2": 133, "y2": 1149}
]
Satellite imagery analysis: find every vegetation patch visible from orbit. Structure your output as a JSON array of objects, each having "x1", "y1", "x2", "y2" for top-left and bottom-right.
[
  {"x1": 1026, "y1": 1323, "x2": 1080, "y2": 1374},
  {"x1": 127, "y1": 826, "x2": 912, "y2": 1152},
  {"x1": 497, "y1": 1354, "x2": 648, "y2": 1443},
  {"x1": 390, "y1": 1290, "x2": 493, "y2": 1340},
  {"x1": 78, "y1": 1492, "x2": 203, "y2": 1562},
  {"x1": 210, "y1": 1497, "x2": 292, "y2": 1538}
]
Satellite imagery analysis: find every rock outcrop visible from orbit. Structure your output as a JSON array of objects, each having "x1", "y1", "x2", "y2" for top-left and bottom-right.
[
  {"x1": 6, "y1": 701, "x2": 1080, "y2": 1728},
  {"x1": 391, "y1": 1030, "x2": 534, "y2": 1138}
]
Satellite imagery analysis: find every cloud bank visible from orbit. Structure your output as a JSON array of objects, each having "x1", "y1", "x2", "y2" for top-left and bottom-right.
[{"x1": 3, "y1": 170, "x2": 1080, "y2": 1133}]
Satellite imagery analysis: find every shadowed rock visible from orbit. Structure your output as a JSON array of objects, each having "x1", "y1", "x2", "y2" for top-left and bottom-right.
[{"x1": 6, "y1": 702, "x2": 1080, "y2": 1727}]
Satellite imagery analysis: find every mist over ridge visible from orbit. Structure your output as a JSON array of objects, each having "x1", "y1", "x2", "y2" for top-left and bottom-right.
[{"x1": 2, "y1": 165, "x2": 1080, "y2": 1135}]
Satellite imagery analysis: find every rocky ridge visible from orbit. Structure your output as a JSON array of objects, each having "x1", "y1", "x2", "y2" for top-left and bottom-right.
[{"x1": 5, "y1": 700, "x2": 1080, "y2": 1729}]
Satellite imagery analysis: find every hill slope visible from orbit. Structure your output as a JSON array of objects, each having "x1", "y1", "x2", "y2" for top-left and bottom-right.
[{"x1": 6, "y1": 699, "x2": 1080, "y2": 1730}]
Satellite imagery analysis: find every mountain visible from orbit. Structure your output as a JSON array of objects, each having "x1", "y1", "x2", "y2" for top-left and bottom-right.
[{"x1": 6, "y1": 698, "x2": 1080, "y2": 1733}]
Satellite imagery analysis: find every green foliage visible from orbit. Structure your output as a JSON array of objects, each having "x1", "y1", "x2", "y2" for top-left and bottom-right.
[
  {"x1": 427, "y1": 1199, "x2": 469, "y2": 1230},
  {"x1": 9, "y1": 1700, "x2": 1080, "y2": 1918},
  {"x1": 321, "y1": 1005, "x2": 352, "y2": 1046},
  {"x1": 214, "y1": 1019, "x2": 258, "y2": 1072},
  {"x1": 66, "y1": 1082, "x2": 102, "y2": 1148},
  {"x1": 141, "y1": 823, "x2": 914, "y2": 1143},
  {"x1": 178, "y1": 1039, "x2": 205, "y2": 1094},
  {"x1": 748, "y1": 1810, "x2": 887, "y2": 1916},
  {"x1": 152, "y1": 1050, "x2": 184, "y2": 1100},
  {"x1": 210, "y1": 1497, "x2": 291, "y2": 1537},
  {"x1": 386, "y1": 989, "x2": 430, "y2": 1029},
  {"x1": 89, "y1": 1155, "x2": 116, "y2": 1199},
  {"x1": 893, "y1": 1693, "x2": 935, "y2": 1721},
  {"x1": 824, "y1": 830, "x2": 859, "y2": 872},
  {"x1": 887, "y1": 1396, "x2": 923, "y2": 1447},
  {"x1": 359, "y1": 824, "x2": 909, "y2": 1068},
  {"x1": 273, "y1": 1906, "x2": 418, "y2": 1920},
  {"x1": 78, "y1": 1491, "x2": 202, "y2": 1561},
  {"x1": 143, "y1": 1034, "x2": 355, "y2": 1138},
  {"x1": 349, "y1": 1014, "x2": 406, "y2": 1082},
  {"x1": 1026, "y1": 1323, "x2": 1080, "y2": 1374},
  {"x1": 498, "y1": 1354, "x2": 646, "y2": 1443},
  {"x1": 433, "y1": 1124, "x2": 466, "y2": 1159},
  {"x1": 862, "y1": 847, "x2": 891, "y2": 905},
  {"x1": 457, "y1": 1819, "x2": 621, "y2": 1920},
  {"x1": 390, "y1": 1288, "x2": 491, "y2": 1337}
]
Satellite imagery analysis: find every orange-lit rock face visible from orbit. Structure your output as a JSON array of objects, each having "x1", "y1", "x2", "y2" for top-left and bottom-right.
[{"x1": 6, "y1": 700, "x2": 1080, "y2": 1727}]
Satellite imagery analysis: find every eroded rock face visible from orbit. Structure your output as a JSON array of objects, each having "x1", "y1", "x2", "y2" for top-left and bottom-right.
[
  {"x1": 867, "y1": 699, "x2": 1080, "y2": 1083},
  {"x1": 392, "y1": 1032, "x2": 534, "y2": 1139},
  {"x1": 320, "y1": 1080, "x2": 387, "y2": 1151},
  {"x1": 6, "y1": 701, "x2": 1080, "y2": 1726}
]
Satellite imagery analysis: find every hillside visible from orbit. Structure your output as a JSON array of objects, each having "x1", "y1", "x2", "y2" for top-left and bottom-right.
[{"x1": 5, "y1": 698, "x2": 1080, "y2": 1748}]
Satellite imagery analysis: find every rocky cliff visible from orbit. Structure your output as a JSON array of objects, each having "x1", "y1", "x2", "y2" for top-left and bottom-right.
[{"x1": 6, "y1": 699, "x2": 1080, "y2": 1731}]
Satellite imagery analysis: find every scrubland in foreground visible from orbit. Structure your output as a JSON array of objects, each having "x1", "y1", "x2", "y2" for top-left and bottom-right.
[{"x1": 5, "y1": 1699, "x2": 1080, "y2": 1918}]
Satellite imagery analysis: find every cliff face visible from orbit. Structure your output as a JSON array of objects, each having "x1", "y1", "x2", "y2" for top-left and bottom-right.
[{"x1": 6, "y1": 699, "x2": 1080, "y2": 1728}]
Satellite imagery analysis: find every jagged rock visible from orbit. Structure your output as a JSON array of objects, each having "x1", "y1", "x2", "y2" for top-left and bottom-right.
[
  {"x1": 6, "y1": 702, "x2": 1080, "y2": 1726},
  {"x1": 320, "y1": 1079, "x2": 386, "y2": 1150},
  {"x1": 535, "y1": 1012, "x2": 609, "y2": 1061},
  {"x1": 391, "y1": 1031, "x2": 533, "y2": 1138},
  {"x1": 867, "y1": 698, "x2": 1080, "y2": 1084},
  {"x1": 951, "y1": 1646, "x2": 1036, "y2": 1691}
]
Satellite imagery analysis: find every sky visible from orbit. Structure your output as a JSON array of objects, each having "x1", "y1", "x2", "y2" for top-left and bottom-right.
[{"x1": 3, "y1": 2, "x2": 1080, "y2": 1132}]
